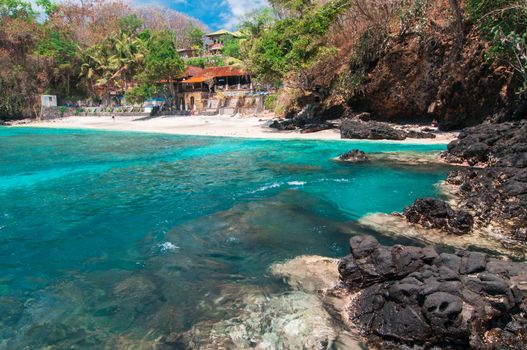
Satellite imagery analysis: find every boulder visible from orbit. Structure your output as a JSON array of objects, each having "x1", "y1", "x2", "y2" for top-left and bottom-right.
[
  {"x1": 269, "y1": 119, "x2": 296, "y2": 131},
  {"x1": 341, "y1": 119, "x2": 407, "y2": 140},
  {"x1": 339, "y1": 236, "x2": 527, "y2": 349},
  {"x1": 406, "y1": 130, "x2": 437, "y2": 139},
  {"x1": 403, "y1": 198, "x2": 473, "y2": 235}
]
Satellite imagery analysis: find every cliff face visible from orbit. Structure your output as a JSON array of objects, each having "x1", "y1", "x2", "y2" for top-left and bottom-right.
[
  {"x1": 305, "y1": 1, "x2": 525, "y2": 131},
  {"x1": 350, "y1": 22, "x2": 515, "y2": 129},
  {"x1": 354, "y1": 30, "x2": 516, "y2": 129}
]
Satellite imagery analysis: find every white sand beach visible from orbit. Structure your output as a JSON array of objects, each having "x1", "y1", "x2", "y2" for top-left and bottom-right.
[{"x1": 14, "y1": 115, "x2": 458, "y2": 143}]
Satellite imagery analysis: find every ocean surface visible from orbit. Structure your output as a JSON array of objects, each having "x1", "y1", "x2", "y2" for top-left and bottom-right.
[{"x1": 0, "y1": 127, "x2": 448, "y2": 348}]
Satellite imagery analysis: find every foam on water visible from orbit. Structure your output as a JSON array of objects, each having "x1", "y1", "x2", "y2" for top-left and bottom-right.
[{"x1": 160, "y1": 242, "x2": 180, "y2": 252}]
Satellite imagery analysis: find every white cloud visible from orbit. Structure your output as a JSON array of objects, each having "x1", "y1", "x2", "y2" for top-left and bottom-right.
[{"x1": 222, "y1": 0, "x2": 268, "y2": 29}]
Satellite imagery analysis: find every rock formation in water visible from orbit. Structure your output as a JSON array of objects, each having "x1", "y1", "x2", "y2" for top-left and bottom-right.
[
  {"x1": 338, "y1": 149, "x2": 369, "y2": 163},
  {"x1": 339, "y1": 116, "x2": 436, "y2": 141},
  {"x1": 341, "y1": 119, "x2": 407, "y2": 140},
  {"x1": 338, "y1": 235, "x2": 527, "y2": 349},
  {"x1": 402, "y1": 120, "x2": 527, "y2": 244},
  {"x1": 403, "y1": 198, "x2": 473, "y2": 235}
]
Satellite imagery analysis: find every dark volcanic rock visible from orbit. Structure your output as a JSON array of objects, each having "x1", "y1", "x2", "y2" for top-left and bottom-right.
[
  {"x1": 339, "y1": 235, "x2": 527, "y2": 349},
  {"x1": 269, "y1": 119, "x2": 296, "y2": 131},
  {"x1": 341, "y1": 119, "x2": 407, "y2": 140},
  {"x1": 338, "y1": 149, "x2": 369, "y2": 163},
  {"x1": 445, "y1": 120, "x2": 527, "y2": 167},
  {"x1": 406, "y1": 130, "x2": 437, "y2": 139},
  {"x1": 404, "y1": 120, "x2": 527, "y2": 244},
  {"x1": 403, "y1": 198, "x2": 473, "y2": 235}
]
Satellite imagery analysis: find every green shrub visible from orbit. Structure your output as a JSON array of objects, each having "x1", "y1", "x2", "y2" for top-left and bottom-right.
[
  {"x1": 59, "y1": 106, "x2": 67, "y2": 117},
  {"x1": 466, "y1": 0, "x2": 527, "y2": 94},
  {"x1": 264, "y1": 93, "x2": 278, "y2": 111}
]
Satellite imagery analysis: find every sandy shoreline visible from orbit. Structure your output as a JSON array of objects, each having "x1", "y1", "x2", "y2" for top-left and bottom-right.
[{"x1": 10, "y1": 115, "x2": 458, "y2": 144}]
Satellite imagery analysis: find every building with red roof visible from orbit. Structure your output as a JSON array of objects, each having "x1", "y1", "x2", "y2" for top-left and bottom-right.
[{"x1": 171, "y1": 65, "x2": 252, "y2": 112}]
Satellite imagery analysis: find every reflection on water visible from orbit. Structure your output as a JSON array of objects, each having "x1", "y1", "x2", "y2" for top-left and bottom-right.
[{"x1": 0, "y1": 128, "x2": 448, "y2": 348}]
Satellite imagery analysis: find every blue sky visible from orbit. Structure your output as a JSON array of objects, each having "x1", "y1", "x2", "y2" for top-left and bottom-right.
[
  {"x1": 29, "y1": 0, "x2": 269, "y2": 30},
  {"x1": 138, "y1": 0, "x2": 269, "y2": 30}
]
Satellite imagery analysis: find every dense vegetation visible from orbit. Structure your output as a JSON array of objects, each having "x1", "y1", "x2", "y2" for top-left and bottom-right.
[
  {"x1": 241, "y1": 0, "x2": 527, "y2": 118},
  {"x1": 0, "y1": 0, "x2": 206, "y2": 119}
]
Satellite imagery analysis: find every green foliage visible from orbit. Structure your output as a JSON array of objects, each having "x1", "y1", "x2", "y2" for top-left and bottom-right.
[
  {"x1": 186, "y1": 24, "x2": 205, "y2": 50},
  {"x1": 125, "y1": 84, "x2": 158, "y2": 104},
  {"x1": 222, "y1": 36, "x2": 241, "y2": 59},
  {"x1": 264, "y1": 93, "x2": 278, "y2": 111},
  {"x1": 496, "y1": 29, "x2": 527, "y2": 95},
  {"x1": 0, "y1": 0, "x2": 35, "y2": 19},
  {"x1": 186, "y1": 55, "x2": 226, "y2": 68},
  {"x1": 239, "y1": 8, "x2": 275, "y2": 37},
  {"x1": 269, "y1": 0, "x2": 314, "y2": 16},
  {"x1": 400, "y1": 0, "x2": 430, "y2": 37},
  {"x1": 243, "y1": 0, "x2": 349, "y2": 84},
  {"x1": 466, "y1": 0, "x2": 527, "y2": 94},
  {"x1": 466, "y1": 0, "x2": 526, "y2": 37},
  {"x1": 36, "y1": 0, "x2": 57, "y2": 17},
  {"x1": 119, "y1": 14, "x2": 144, "y2": 35},
  {"x1": 37, "y1": 31, "x2": 78, "y2": 64},
  {"x1": 143, "y1": 30, "x2": 184, "y2": 82}
]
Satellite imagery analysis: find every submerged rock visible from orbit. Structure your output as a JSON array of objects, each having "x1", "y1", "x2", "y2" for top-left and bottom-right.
[
  {"x1": 170, "y1": 291, "x2": 338, "y2": 350},
  {"x1": 403, "y1": 197, "x2": 473, "y2": 235},
  {"x1": 338, "y1": 235, "x2": 527, "y2": 349},
  {"x1": 270, "y1": 255, "x2": 340, "y2": 294}
]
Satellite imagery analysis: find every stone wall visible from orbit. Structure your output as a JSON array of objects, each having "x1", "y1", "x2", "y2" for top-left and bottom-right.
[{"x1": 40, "y1": 107, "x2": 77, "y2": 120}]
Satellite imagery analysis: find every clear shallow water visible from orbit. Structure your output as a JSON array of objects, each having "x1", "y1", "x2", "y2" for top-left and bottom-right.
[{"x1": 0, "y1": 127, "x2": 448, "y2": 348}]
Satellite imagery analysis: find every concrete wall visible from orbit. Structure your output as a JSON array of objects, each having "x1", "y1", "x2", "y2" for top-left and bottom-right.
[{"x1": 174, "y1": 91, "x2": 208, "y2": 111}]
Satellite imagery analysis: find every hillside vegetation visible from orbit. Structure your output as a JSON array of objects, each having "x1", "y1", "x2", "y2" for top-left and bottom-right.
[
  {"x1": 0, "y1": 0, "x2": 207, "y2": 119},
  {"x1": 241, "y1": 0, "x2": 527, "y2": 129}
]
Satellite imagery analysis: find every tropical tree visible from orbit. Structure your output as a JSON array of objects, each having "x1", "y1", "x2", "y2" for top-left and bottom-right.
[{"x1": 142, "y1": 29, "x2": 184, "y2": 97}]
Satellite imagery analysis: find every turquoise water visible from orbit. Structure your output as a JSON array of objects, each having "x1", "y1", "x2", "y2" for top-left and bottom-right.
[{"x1": 0, "y1": 127, "x2": 448, "y2": 348}]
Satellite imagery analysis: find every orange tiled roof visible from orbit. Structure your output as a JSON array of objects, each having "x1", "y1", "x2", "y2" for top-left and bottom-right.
[
  {"x1": 182, "y1": 66, "x2": 248, "y2": 84},
  {"x1": 182, "y1": 76, "x2": 208, "y2": 84}
]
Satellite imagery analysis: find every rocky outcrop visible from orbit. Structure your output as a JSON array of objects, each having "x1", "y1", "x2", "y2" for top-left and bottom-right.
[
  {"x1": 340, "y1": 119, "x2": 436, "y2": 140},
  {"x1": 338, "y1": 235, "x2": 527, "y2": 349},
  {"x1": 269, "y1": 119, "x2": 337, "y2": 132},
  {"x1": 403, "y1": 198, "x2": 473, "y2": 235},
  {"x1": 444, "y1": 120, "x2": 527, "y2": 167},
  {"x1": 402, "y1": 120, "x2": 527, "y2": 244},
  {"x1": 269, "y1": 119, "x2": 296, "y2": 131},
  {"x1": 341, "y1": 119, "x2": 407, "y2": 140}
]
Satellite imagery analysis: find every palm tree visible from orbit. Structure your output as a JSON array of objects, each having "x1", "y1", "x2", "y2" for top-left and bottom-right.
[{"x1": 109, "y1": 31, "x2": 146, "y2": 91}]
